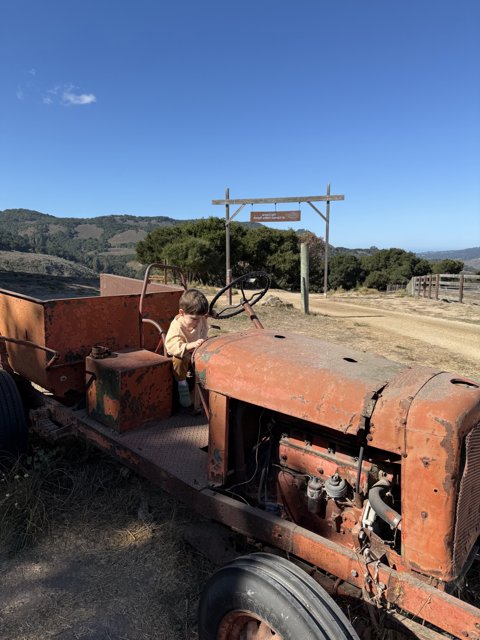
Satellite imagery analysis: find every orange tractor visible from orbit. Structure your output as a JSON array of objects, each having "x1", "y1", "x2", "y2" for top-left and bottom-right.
[{"x1": 0, "y1": 266, "x2": 479, "y2": 640}]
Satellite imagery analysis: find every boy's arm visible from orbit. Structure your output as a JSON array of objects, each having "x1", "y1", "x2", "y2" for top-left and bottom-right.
[
  {"x1": 165, "y1": 323, "x2": 188, "y2": 359},
  {"x1": 165, "y1": 322, "x2": 204, "y2": 357}
]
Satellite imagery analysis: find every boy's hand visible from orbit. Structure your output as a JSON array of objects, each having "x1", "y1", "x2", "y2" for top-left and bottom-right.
[{"x1": 189, "y1": 338, "x2": 205, "y2": 350}]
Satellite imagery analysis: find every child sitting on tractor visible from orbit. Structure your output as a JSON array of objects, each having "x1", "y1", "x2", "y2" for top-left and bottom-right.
[{"x1": 165, "y1": 289, "x2": 209, "y2": 407}]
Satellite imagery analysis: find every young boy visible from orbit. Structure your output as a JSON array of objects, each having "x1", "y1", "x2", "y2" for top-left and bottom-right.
[{"x1": 165, "y1": 289, "x2": 209, "y2": 407}]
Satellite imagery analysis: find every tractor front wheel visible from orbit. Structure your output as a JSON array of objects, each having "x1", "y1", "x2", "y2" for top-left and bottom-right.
[{"x1": 198, "y1": 552, "x2": 360, "y2": 640}]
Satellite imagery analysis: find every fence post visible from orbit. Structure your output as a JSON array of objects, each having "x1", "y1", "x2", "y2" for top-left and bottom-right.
[
  {"x1": 435, "y1": 273, "x2": 439, "y2": 300},
  {"x1": 428, "y1": 274, "x2": 432, "y2": 299},
  {"x1": 459, "y1": 273, "x2": 464, "y2": 303}
]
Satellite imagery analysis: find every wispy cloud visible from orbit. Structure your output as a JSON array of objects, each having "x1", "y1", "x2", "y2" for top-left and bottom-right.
[
  {"x1": 62, "y1": 87, "x2": 96, "y2": 106},
  {"x1": 16, "y1": 68, "x2": 36, "y2": 99},
  {"x1": 43, "y1": 86, "x2": 59, "y2": 105},
  {"x1": 42, "y1": 84, "x2": 97, "y2": 107}
]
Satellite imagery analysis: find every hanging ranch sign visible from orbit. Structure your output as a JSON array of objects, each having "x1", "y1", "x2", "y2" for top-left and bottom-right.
[{"x1": 250, "y1": 210, "x2": 301, "y2": 222}]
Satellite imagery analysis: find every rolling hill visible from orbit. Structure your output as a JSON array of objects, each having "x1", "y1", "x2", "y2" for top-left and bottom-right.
[{"x1": 1, "y1": 208, "x2": 478, "y2": 277}]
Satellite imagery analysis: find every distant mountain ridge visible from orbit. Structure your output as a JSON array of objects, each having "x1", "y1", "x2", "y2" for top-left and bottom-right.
[
  {"x1": 417, "y1": 247, "x2": 480, "y2": 261},
  {"x1": 0, "y1": 208, "x2": 187, "y2": 276},
  {"x1": 1, "y1": 208, "x2": 478, "y2": 275},
  {"x1": 417, "y1": 247, "x2": 480, "y2": 272}
]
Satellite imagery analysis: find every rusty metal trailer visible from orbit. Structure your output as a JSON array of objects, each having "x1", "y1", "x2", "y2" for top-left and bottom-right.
[{"x1": 1, "y1": 268, "x2": 479, "y2": 640}]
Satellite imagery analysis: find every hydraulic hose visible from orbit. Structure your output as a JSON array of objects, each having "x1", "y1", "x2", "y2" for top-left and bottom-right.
[{"x1": 368, "y1": 478, "x2": 402, "y2": 530}]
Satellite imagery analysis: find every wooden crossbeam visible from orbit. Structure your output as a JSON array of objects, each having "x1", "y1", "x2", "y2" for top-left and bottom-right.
[{"x1": 212, "y1": 195, "x2": 344, "y2": 205}]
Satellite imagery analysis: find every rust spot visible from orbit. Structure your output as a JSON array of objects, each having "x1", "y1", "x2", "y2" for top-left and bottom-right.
[{"x1": 115, "y1": 447, "x2": 141, "y2": 465}]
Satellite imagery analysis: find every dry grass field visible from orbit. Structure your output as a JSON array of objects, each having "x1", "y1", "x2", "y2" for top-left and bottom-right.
[{"x1": 1, "y1": 273, "x2": 479, "y2": 640}]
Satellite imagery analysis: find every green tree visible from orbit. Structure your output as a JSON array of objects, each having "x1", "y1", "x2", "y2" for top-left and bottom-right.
[
  {"x1": 163, "y1": 236, "x2": 222, "y2": 283},
  {"x1": 328, "y1": 254, "x2": 364, "y2": 290},
  {"x1": 431, "y1": 259, "x2": 464, "y2": 274},
  {"x1": 364, "y1": 270, "x2": 389, "y2": 291},
  {"x1": 361, "y1": 248, "x2": 430, "y2": 287},
  {"x1": 242, "y1": 227, "x2": 300, "y2": 288},
  {"x1": 0, "y1": 229, "x2": 30, "y2": 251},
  {"x1": 136, "y1": 217, "x2": 247, "y2": 285}
]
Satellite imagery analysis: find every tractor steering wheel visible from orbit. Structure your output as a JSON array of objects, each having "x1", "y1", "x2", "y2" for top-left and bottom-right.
[{"x1": 209, "y1": 272, "x2": 271, "y2": 319}]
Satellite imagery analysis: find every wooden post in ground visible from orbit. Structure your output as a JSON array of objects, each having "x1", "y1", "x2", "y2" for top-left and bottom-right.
[
  {"x1": 225, "y1": 187, "x2": 232, "y2": 305},
  {"x1": 301, "y1": 243, "x2": 309, "y2": 314},
  {"x1": 324, "y1": 184, "x2": 330, "y2": 298},
  {"x1": 459, "y1": 273, "x2": 465, "y2": 303}
]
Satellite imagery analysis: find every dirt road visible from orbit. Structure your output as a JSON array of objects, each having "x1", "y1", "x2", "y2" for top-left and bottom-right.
[
  {"x1": 269, "y1": 290, "x2": 480, "y2": 376},
  {"x1": 308, "y1": 297, "x2": 479, "y2": 360}
]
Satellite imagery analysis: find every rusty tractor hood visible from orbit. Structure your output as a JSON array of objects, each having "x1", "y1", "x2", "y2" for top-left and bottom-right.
[{"x1": 194, "y1": 329, "x2": 439, "y2": 436}]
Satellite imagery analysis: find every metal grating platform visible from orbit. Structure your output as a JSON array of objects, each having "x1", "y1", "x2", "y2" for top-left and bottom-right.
[{"x1": 74, "y1": 409, "x2": 210, "y2": 489}]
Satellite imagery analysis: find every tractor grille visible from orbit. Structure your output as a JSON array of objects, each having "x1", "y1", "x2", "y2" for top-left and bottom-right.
[{"x1": 454, "y1": 422, "x2": 480, "y2": 574}]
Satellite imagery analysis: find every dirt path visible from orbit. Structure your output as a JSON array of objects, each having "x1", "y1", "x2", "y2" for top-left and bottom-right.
[{"x1": 272, "y1": 290, "x2": 480, "y2": 370}]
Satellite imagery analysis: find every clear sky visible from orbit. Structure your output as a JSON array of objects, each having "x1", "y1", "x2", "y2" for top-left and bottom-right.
[{"x1": 1, "y1": 0, "x2": 479, "y2": 251}]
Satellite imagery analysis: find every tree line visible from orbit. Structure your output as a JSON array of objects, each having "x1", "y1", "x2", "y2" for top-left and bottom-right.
[
  {"x1": 136, "y1": 217, "x2": 465, "y2": 291},
  {"x1": 0, "y1": 210, "x2": 466, "y2": 290}
]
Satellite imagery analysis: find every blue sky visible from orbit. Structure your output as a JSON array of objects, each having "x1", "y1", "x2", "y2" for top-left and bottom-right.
[{"x1": 1, "y1": 0, "x2": 479, "y2": 251}]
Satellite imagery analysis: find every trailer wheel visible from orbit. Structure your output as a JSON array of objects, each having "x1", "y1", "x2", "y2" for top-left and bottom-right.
[
  {"x1": 198, "y1": 552, "x2": 360, "y2": 640},
  {"x1": 0, "y1": 369, "x2": 28, "y2": 458}
]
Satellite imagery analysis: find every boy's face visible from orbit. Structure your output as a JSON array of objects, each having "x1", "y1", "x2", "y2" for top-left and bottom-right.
[{"x1": 178, "y1": 309, "x2": 205, "y2": 331}]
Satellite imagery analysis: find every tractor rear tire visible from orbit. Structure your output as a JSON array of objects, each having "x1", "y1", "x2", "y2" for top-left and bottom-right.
[
  {"x1": 198, "y1": 552, "x2": 360, "y2": 640},
  {"x1": 0, "y1": 369, "x2": 28, "y2": 460}
]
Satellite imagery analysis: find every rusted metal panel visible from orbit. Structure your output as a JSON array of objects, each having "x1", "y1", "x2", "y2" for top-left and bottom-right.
[
  {"x1": 0, "y1": 283, "x2": 182, "y2": 397},
  {"x1": 368, "y1": 366, "x2": 440, "y2": 453},
  {"x1": 207, "y1": 391, "x2": 229, "y2": 485},
  {"x1": 100, "y1": 273, "x2": 183, "y2": 296},
  {"x1": 196, "y1": 331, "x2": 405, "y2": 436},
  {"x1": 401, "y1": 373, "x2": 480, "y2": 581},
  {"x1": 41, "y1": 396, "x2": 209, "y2": 494},
  {"x1": 86, "y1": 349, "x2": 173, "y2": 431},
  {"x1": 0, "y1": 290, "x2": 48, "y2": 384},
  {"x1": 455, "y1": 423, "x2": 480, "y2": 572}
]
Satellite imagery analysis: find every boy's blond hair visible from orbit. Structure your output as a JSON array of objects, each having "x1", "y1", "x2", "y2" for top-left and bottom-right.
[{"x1": 179, "y1": 289, "x2": 208, "y2": 315}]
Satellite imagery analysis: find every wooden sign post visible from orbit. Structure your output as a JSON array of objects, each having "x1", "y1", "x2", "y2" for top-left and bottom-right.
[{"x1": 212, "y1": 186, "x2": 344, "y2": 301}]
